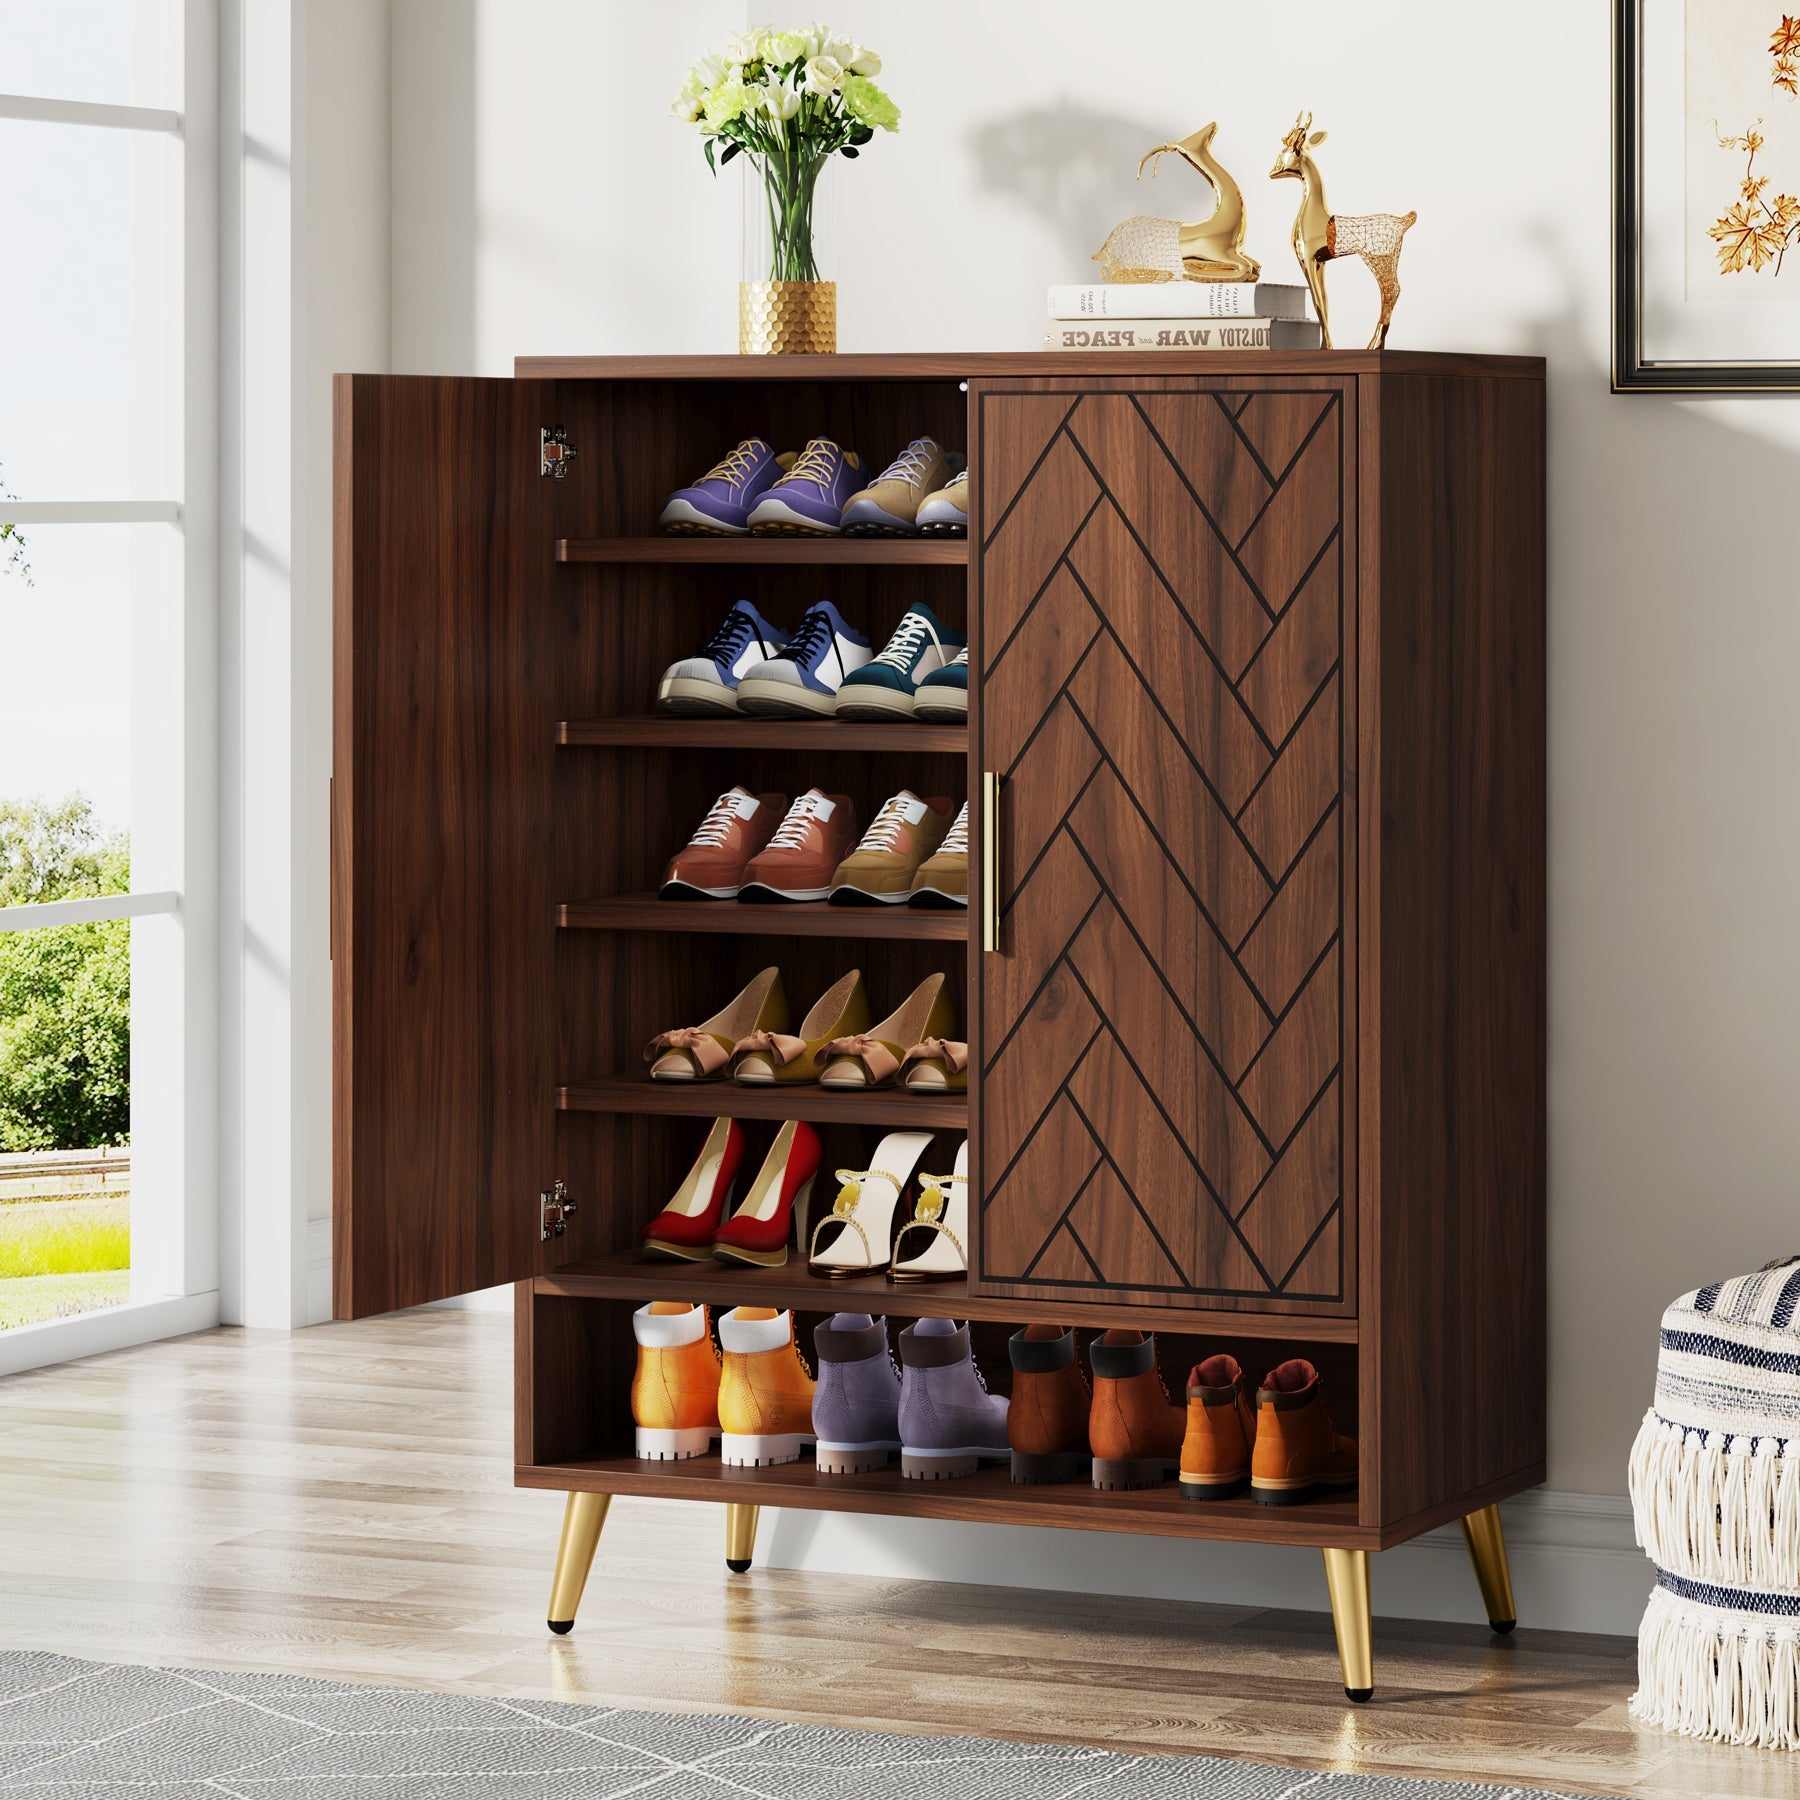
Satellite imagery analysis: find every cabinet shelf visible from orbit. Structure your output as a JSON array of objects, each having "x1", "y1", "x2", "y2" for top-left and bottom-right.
[
  {"x1": 556, "y1": 716, "x2": 966, "y2": 754},
  {"x1": 558, "y1": 894, "x2": 968, "y2": 941},
  {"x1": 536, "y1": 1249, "x2": 1360, "y2": 1342},
  {"x1": 557, "y1": 1073, "x2": 967, "y2": 1129},
  {"x1": 556, "y1": 537, "x2": 968, "y2": 566},
  {"x1": 514, "y1": 1451, "x2": 1366, "y2": 1549}
]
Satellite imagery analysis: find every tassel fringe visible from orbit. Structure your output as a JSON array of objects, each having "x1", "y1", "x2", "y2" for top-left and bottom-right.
[
  {"x1": 1628, "y1": 1407, "x2": 1800, "y2": 1589},
  {"x1": 1632, "y1": 1586, "x2": 1800, "y2": 1748}
]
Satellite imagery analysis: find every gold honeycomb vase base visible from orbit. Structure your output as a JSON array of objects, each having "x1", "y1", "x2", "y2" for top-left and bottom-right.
[{"x1": 739, "y1": 281, "x2": 837, "y2": 355}]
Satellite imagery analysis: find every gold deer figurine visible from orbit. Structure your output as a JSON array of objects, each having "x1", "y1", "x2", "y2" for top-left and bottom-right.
[
  {"x1": 1092, "y1": 122, "x2": 1261, "y2": 283},
  {"x1": 1270, "y1": 113, "x2": 1416, "y2": 349}
]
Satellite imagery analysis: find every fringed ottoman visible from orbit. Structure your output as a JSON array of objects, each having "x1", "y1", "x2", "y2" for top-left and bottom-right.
[{"x1": 1628, "y1": 1255, "x2": 1800, "y2": 1748}]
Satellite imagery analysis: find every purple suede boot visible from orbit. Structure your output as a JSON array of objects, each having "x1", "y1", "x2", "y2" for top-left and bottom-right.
[
  {"x1": 897, "y1": 1318, "x2": 1011, "y2": 1481},
  {"x1": 812, "y1": 1314, "x2": 902, "y2": 1475}
]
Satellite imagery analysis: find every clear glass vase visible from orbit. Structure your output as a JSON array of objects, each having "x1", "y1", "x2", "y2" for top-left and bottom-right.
[{"x1": 740, "y1": 152, "x2": 836, "y2": 354}]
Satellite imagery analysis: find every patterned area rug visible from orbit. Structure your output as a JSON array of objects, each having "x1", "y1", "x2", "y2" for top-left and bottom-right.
[{"x1": 0, "y1": 1651, "x2": 1581, "y2": 1799}]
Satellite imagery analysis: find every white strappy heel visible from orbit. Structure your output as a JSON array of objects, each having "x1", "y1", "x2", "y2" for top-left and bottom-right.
[
  {"x1": 889, "y1": 1138, "x2": 969, "y2": 1283},
  {"x1": 808, "y1": 1131, "x2": 933, "y2": 1279}
]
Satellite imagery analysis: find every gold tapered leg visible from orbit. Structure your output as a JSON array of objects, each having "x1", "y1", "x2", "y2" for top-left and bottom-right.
[
  {"x1": 1460, "y1": 1502, "x2": 1517, "y2": 1633},
  {"x1": 725, "y1": 1503, "x2": 761, "y2": 1573},
  {"x1": 1322, "y1": 1547, "x2": 1374, "y2": 1703},
  {"x1": 546, "y1": 1492, "x2": 610, "y2": 1635}
]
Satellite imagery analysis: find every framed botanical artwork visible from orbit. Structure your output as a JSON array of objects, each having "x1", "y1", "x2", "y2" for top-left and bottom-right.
[{"x1": 1616, "y1": 0, "x2": 1800, "y2": 388}]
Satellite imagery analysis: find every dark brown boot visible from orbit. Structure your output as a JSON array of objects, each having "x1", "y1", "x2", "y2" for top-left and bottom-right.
[
  {"x1": 1088, "y1": 1329, "x2": 1185, "y2": 1490},
  {"x1": 1006, "y1": 1325, "x2": 1089, "y2": 1483}
]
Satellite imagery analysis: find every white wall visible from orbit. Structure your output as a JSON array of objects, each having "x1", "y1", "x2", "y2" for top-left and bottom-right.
[
  {"x1": 222, "y1": 0, "x2": 387, "y2": 1328},
  {"x1": 371, "y1": 0, "x2": 1800, "y2": 1627}
]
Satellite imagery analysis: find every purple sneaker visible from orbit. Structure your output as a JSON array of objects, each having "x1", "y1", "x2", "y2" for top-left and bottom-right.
[
  {"x1": 812, "y1": 1314, "x2": 902, "y2": 1475},
  {"x1": 659, "y1": 438, "x2": 796, "y2": 536},
  {"x1": 746, "y1": 438, "x2": 866, "y2": 536}
]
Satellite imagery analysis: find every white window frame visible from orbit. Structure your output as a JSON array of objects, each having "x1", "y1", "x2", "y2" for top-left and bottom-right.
[{"x1": 0, "y1": 0, "x2": 220, "y2": 1373}]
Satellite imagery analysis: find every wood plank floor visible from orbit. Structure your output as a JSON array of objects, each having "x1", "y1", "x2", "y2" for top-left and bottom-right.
[{"x1": 0, "y1": 1309, "x2": 1783, "y2": 1799}]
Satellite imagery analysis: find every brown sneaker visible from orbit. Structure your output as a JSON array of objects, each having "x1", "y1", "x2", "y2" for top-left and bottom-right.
[
  {"x1": 1088, "y1": 1330, "x2": 1185, "y2": 1490},
  {"x1": 828, "y1": 791, "x2": 954, "y2": 906},
  {"x1": 907, "y1": 802, "x2": 968, "y2": 908},
  {"x1": 1007, "y1": 1325, "x2": 1090, "y2": 1484},
  {"x1": 660, "y1": 787, "x2": 786, "y2": 900},
  {"x1": 1250, "y1": 1359, "x2": 1358, "y2": 1506},
  {"x1": 1179, "y1": 1354, "x2": 1256, "y2": 1501},
  {"x1": 739, "y1": 790, "x2": 859, "y2": 903}
]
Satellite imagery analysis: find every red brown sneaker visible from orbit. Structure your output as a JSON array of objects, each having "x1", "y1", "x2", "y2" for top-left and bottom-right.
[
  {"x1": 1250, "y1": 1359, "x2": 1358, "y2": 1505},
  {"x1": 660, "y1": 787, "x2": 786, "y2": 899},
  {"x1": 739, "y1": 789, "x2": 859, "y2": 903}
]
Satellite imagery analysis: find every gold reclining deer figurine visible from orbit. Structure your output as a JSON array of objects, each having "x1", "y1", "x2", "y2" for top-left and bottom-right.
[
  {"x1": 1270, "y1": 112, "x2": 1416, "y2": 349},
  {"x1": 1092, "y1": 122, "x2": 1261, "y2": 283}
]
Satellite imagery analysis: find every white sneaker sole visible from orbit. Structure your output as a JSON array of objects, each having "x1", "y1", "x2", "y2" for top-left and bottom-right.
[
  {"x1": 634, "y1": 1426, "x2": 716, "y2": 1461},
  {"x1": 658, "y1": 498, "x2": 748, "y2": 535},
  {"x1": 739, "y1": 882, "x2": 832, "y2": 903},
  {"x1": 747, "y1": 496, "x2": 841, "y2": 534},
  {"x1": 913, "y1": 692, "x2": 968, "y2": 722},
  {"x1": 720, "y1": 1432, "x2": 815, "y2": 1468},
  {"x1": 737, "y1": 680, "x2": 841, "y2": 717},
  {"x1": 835, "y1": 688, "x2": 918, "y2": 720},
  {"x1": 660, "y1": 879, "x2": 740, "y2": 900},
  {"x1": 657, "y1": 673, "x2": 742, "y2": 715}
]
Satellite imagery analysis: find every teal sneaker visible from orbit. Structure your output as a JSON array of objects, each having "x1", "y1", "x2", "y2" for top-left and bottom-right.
[
  {"x1": 835, "y1": 604, "x2": 965, "y2": 722},
  {"x1": 913, "y1": 645, "x2": 968, "y2": 723}
]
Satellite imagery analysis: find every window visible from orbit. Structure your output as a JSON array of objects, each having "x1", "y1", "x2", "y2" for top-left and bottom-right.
[{"x1": 0, "y1": 2, "x2": 215, "y2": 1353}]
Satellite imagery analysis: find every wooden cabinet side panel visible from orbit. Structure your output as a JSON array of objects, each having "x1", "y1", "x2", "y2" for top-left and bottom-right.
[
  {"x1": 332, "y1": 374, "x2": 559, "y2": 1318},
  {"x1": 1364, "y1": 372, "x2": 1548, "y2": 1525}
]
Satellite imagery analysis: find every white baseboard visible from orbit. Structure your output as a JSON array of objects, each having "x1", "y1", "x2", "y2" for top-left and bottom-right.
[
  {"x1": 766, "y1": 1487, "x2": 1649, "y2": 1638},
  {"x1": 0, "y1": 1290, "x2": 221, "y2": 1378},
  {"x1": 305, "y1": 1218, "x2": 333, "y2": 1325}
]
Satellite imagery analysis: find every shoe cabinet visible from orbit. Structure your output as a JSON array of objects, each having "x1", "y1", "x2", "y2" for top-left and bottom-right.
[{"x1": 332, "y1": 350, "x2": 1545, "y2": 1703}]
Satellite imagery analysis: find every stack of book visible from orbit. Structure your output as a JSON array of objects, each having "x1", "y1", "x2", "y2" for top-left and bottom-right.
[{"x1": 1043, "y1": 282, "x2": 1321, "y2": 352}]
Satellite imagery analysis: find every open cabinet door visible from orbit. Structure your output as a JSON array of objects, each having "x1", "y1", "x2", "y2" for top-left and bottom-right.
[{"x1": 332, "y1": 374, "x2": 563, "y2": 1317}]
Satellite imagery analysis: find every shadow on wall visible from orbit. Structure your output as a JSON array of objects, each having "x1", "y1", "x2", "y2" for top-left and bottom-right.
[
  {"x1": 970, "y1": 103, "x2": 1192, "y2": 274},
  {"x1": 1512, "y1": 225, "x2": 1800, "y2": 1487},
  {"x1": 390, "y1": 0, "x2": 477, "y2": 374}
]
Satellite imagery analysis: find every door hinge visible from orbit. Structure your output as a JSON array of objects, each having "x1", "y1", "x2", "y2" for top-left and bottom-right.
[
  {"x1": 540, "y1": 425, "x2": 577, "y2": 478},
  {"x1": 540, "y1": 1179, "x2": 576, "y2": 1242}
]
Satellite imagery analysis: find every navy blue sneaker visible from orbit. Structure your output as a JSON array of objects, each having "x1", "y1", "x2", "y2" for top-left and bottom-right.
[
  {"x1": 836, "y1": 604, "x2": 966, "y2": 721},
  {"x1": 913, "y1": 645, "x2": 969, "y2": 723},
  {"x1": 736, "y1": 602, "x2": 872, "y2": 718},
  {"x1": 656, "y1": 599, "x2": 788, "y2": 715}
]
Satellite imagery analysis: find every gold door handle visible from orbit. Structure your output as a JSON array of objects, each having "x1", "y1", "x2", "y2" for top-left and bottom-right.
[{"x1": 982, "y1": 770, "x2": 1001, "y2": 953}]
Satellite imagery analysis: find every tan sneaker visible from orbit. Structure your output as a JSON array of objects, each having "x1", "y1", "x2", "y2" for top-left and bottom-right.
[
  {"x1": 660, "y1": 787, "x2": 787, "y2": 899},
  {"x1": 841, "y1": 438, "x2": 960, "y2": 537},
  {"x1": 739, "y1": 790, "x2": 860, "y2": 903},
  {"x1": 828, "y1": 791, "x2": 954, "y2": 906},
  {"x1": 907, "y1": 802, "x2": 968, "y2": 908},
  {"x1": 916, "y1": 468, "x2": 969, "y2": 537}
]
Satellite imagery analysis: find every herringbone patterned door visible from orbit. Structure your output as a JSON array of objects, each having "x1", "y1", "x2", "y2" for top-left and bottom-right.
[{"x1": 972, "y1": 382, "x2": 1352, "y2": 1313}]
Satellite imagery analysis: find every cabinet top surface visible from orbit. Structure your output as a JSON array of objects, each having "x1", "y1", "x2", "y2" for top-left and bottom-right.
[{"x1": 512, "y1": 349, "x2": 1547, "y2": 383}]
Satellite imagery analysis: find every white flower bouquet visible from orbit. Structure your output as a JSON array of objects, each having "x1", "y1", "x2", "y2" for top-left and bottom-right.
[{"x1": 672, "y1": 25, "x2": 900, "y2": 283}]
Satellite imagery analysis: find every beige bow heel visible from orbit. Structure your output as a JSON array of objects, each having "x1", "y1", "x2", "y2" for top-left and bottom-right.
[
  {"x1": 808, "y1": 1130, "x2": 934, "y2": 1279},
  {"x1": 889, "y1": 1138, "x2": 970, "y2": 1283},
  {"x1": 644, "y1": 966, "x2": 787, "y2": 1081},
  {"x1": 816, "y1": 972, "x2": 957, "y2": 1089},
  {"x1": 729, "y1": 970, "x2": 869, "y2": 1086},
  {"x1": 900, "y1": 1037, "x2": 968, "y2": 1093}
]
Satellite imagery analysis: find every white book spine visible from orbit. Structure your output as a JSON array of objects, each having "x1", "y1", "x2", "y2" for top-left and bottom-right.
[
  {"x1": 1045, "y1": 283, "x2": 1310, "y2": 321},
  {"x1": 1042, "y1": 318, "x2": 1323, "y2": 352}
]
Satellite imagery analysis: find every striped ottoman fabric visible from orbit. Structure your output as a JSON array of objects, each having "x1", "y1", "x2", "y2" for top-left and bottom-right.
[{"x1": 1627, "y1": 1255, "x2": 1800, "y2": 1747}]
